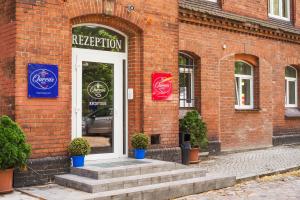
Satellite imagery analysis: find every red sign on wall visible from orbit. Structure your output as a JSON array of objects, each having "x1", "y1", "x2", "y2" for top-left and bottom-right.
[{"x1": 152, "y1": 72, "x2": 173, "y2": 100}]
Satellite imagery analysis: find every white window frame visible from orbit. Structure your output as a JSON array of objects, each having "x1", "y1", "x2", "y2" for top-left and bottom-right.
[
  {"x1": 285, "y1": 66, "x2": 298, "y2": 108},
  {"x1": 179, "y1": 52, "x2": 195, "y2": 108},
  {"x1": 269, "y1": 0, "x2": 290, "y2": 21},
  {"x1": 179, "y1": 68, "x2": 195, "y2": 108},
  {"x1": 235, "y1": 61, "x2": 254, "y2": 110}
]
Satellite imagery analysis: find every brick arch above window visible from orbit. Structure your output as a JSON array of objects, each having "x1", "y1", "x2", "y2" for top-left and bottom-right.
[
  {"x1": 67, "y1": 1, "x2": 146, "y2": 31},
  {"x1": 71, "y1": 15, "x2": 143, "y2": 37},
  {"x1": 235, "y1": 54, "x2": 259, "y2": 68}
]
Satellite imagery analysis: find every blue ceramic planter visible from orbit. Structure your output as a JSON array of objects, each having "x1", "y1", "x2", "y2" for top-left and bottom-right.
[
  {"x1": 134, "y1": 149, "x2": 146, "y2": 159},
  {"x1": 71, "y1": 155, "x2": 85, "y2": 167}
]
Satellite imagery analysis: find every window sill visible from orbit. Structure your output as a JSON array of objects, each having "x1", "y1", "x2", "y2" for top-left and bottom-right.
[
  {"x1": 268, "y1": 14, "x2": 290, "y2": 22},
  {"x1": 285, "y1": 108, "x2": 300, "y2": 119},
  {"x1": 180, "y1": 107, "x2": 195, "y2": 110},
  {"x1": 235, "y1": 108, "x2": 261, "y2": 113}
]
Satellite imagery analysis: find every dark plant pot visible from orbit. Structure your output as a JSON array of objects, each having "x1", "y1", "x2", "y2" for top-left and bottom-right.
[
  {"x1": 71, "y1": 155, "x2": 85, "y2": 167},
  {"x1": 134, "y1": 149, "x2": 146, "y2": 159},
  {"x1": 0, "y1": 168, "x2": 13, "y2": 194},
  {"x1": 189, "y1": 148, "x2": 200, "y2": 164}
]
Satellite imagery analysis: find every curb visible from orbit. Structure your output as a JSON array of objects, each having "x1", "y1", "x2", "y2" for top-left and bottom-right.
[{"x1": 236, "y1": 165, "x2": 300, "y2": 183}]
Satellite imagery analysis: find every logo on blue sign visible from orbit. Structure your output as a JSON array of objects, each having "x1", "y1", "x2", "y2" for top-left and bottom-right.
[
  {"x1": 28, "y1": 64, "x2": 58, "y2": 98},
  {"x1": 30, "y1": 69, "x2": 57, "y2": 90}
]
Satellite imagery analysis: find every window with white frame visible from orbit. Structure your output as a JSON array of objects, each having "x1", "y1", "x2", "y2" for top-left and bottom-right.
[
  {"x1": 235, "y1": 61, "x2": 254, "y2": 109},
  {"x1": 269, "y1": 0, "x2": 290, "y2": 20},
  {"x1": 179, "y1": 52, "x2": 195, "y2": 108},
  {"x1": 285, "y1": 66, "x2": 298, "y2": 107}
]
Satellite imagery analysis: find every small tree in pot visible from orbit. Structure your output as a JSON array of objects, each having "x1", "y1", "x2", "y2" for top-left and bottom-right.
[
  {"x1": 131, "y1": 133, "x2": 149, "y2": 159},
  {"x1": 0, "y1": 115, "x2": 31, "y2": 193},
  {"x1": 180, "y1": 110, "x2": 208, "y2": 163},
  {"x1": 68, "y1": 138, "x2": 91, "y2": 167}
]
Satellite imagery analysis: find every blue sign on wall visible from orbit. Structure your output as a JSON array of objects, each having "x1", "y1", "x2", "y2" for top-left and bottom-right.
[{"x1": 28, "y1": 64, "x2": 58, "y2": 98}]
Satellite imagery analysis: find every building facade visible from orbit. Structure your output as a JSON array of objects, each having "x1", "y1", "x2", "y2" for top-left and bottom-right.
[{"x1": 1, "y1": 0, "x2": 300, "y2": 186}]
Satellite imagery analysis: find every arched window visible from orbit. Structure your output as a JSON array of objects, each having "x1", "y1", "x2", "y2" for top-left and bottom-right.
[
  {"x1": 285, "y1": 66, "x2": 298, "y2": 107},
  {"x1": 179, "y1": 52, "x2": 195, "y2": 108},
  {"x1": 235, "y1": 61, "x2": 254, "y2": 109}
]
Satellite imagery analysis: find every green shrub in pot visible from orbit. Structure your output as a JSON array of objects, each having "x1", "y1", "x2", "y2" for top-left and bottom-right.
[
  {"x1": 0, "y1": 115, "x2": 31, "y2": 193},
  {"x1": 68, "y1": 138, "x2": 91, "y2": 167},
  {"x1": 179, "y1": 110, "x2": 208, "y2": 163},
  {"x1": 131, "y1": 133, "x2": 149, "y2": 159}
]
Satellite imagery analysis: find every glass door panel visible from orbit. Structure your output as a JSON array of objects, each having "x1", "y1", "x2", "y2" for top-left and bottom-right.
[{"x1": 82, "y1": 61, "x2": 114, "y2": 154}]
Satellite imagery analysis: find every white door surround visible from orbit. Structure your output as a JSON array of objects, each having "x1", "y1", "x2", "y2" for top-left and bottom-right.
[{"x1": 72, "y1": 24, "x2": 128, "y2": 160}]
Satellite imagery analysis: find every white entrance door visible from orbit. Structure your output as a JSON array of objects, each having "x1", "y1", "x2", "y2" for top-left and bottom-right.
[{"x1": 72, "y1": 48, "x2": 127, "y2": 160}]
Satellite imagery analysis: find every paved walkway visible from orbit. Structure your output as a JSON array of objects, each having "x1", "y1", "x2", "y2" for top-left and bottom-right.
[
  {"x1": 1, "y1": 144, "x2": 300, "y2": 200},
  {"x1": 195, "y1": 144, "x2": 300, "y2": 180},
  {"x1": 177, "y1": 170, "x2": 300, "y2": 200},
  {"x1": 0, "y1": 191, "x2": 37, "y2": 200}
]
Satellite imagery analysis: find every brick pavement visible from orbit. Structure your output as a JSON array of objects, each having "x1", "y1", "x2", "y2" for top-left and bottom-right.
[
  {"x1": 177, "y1": 171, "x2": 300, "y2": 200},
  {"x1": 195, "y1": 145, "x2": 300, "y2": 180}
]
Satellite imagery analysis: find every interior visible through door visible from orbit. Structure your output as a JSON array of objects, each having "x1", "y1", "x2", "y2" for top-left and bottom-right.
[{"x1": 82, "y1": 61, "x2": 114, "y2": 154}]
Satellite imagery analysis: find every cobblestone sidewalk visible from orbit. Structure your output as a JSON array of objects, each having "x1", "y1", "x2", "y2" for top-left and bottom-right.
[
  {"x1": 195, "y1": 144, "x2": 300, "y2": 180},
  {"x1": 177, "y1": 170, "x2": 300, "y2": 200}
]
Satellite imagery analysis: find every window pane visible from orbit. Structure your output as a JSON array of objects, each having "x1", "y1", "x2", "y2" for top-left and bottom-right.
[
  {"x1": 273, "y1": 0, "x2": 280, "y2": 16},
  {"x1": 241, "y1": 79, "x2": 251, "y2": 106},
  {"x1": 179, "y1": 55, "x2": 187, "y2": 66},
  {"x1": 282, "y1": 0, "x2": 288, "y2": 18},
  {"x1": 289, "y1": 81, "x2": 296, "y2": 105},
  {"x1": 179, "y1": 54, "x2": 194, "y2": 66},
  {"x1": 235, "y1": 77, "x2": 240, "y2": 106},
  {"x1": 235, "y1": 61, "x2": 252, "y2": 75},
  {"x1": 285, "y1": 67, "x2": 297, "y2": 78},
  {"x1": 179, "y1": 72, "x2": 192, "y2": 104}
]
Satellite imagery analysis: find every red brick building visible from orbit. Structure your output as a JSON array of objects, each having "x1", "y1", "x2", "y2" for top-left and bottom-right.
[{"x1": 1, "y1": 0, "x2": 300, "y2": 186}]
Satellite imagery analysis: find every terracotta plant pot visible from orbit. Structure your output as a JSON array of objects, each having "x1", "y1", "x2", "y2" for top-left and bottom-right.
[
  {"x1": 189, "y1": 148, "x2": 200, "y2": 164},
  {"x1": 0, "y1": 168, "x2": 13, "y2": 194}
]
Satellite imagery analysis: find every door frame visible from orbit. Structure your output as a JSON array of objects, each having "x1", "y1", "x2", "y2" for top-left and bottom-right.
[{"x1": 71, "y1": 24, "x2": 128, "y2": 160}]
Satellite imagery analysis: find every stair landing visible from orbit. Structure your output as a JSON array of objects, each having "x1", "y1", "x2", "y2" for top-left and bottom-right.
[{"x1": 19, "y1": 158, "x2": 236, "y2": 200}]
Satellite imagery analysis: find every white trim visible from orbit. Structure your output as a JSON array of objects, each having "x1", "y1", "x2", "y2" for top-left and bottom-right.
[
  {"x1": 72, "y1": 24, "x2": 128, "y2": 160},
  {"x1": 179, "y1": 68, "x2": 195, "y2": 108},
  {"x1": 285, "y1": 66, "x2": 298, "y2": 108},
  {"x1": 179, "y1": 52, "x2": 195, "y2": 108},
  {"x1": 234, "y1": 61, "x2": 254, "y2": 110}
]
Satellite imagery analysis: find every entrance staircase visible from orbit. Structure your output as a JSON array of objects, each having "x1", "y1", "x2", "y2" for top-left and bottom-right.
[{"x1": 55, "y1": 158, "x2": 236, "y2": 200}]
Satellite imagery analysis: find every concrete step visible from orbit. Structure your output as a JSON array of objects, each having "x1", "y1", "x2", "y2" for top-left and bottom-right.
[
  {"x1": 70, "y1": 159, "x2": 186, "y2": 180},
  {"x1": 77, "y1": 173, "x2": 236, "y2": 200},
  {"x1": 55, "y1": 168, "x2": 207, "y2": 193}
]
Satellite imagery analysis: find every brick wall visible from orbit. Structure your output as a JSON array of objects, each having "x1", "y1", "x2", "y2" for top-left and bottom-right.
[
  {"x1": 2, "y1": 0, "x2": 300, "y2": 161},
  {"x1": 222, "y1": 0, "x2": 268, "y2": 20},
  {"x1": 13, "y1": 0, "x2": 179, "y2": 159},
  {"x1": 0, "y1": 0, "x2": 16, "y2": 118},
  {"x1": 179, "y1": 22, "x2": 300, "y2": 151}
]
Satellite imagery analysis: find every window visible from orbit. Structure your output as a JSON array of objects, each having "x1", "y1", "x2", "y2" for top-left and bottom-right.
[
  {"x1": 285, "y1": 66, "x2": 298, "y2": 107},
  {"x1": 235, "y1": 61, "x2": 254, "y2": 109},
  {"x1": 179, "y1": 52, "x2": 195, "y2": 108},
  {"x1": 269, "y1": 0, "x2": 290, "y2": 20}
]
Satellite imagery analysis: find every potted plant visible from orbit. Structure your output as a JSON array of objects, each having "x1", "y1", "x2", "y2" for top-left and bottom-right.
[
  {"x1": 131, "y1": 133, "x2": 149, "y2": 159},
  {"x1": 180, "y1": 110, "x2": 208, "y2": 163},
  {"x1": 0, "y1": 115, "x2": 31, "y2": 193},
  {"x1": 68, "y1": 138, "x2": 91, "y2": 167}
]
